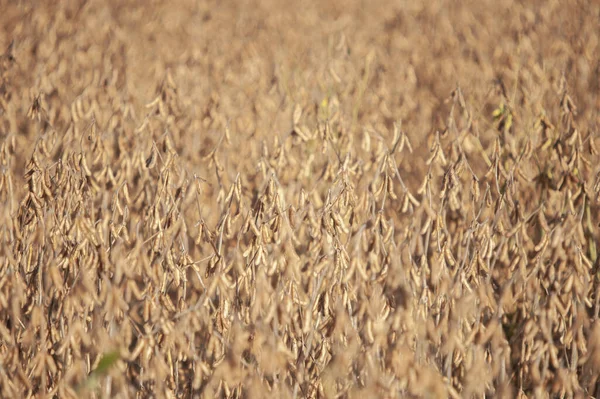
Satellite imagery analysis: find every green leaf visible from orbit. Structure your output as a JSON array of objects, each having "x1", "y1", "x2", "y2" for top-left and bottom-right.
[
  {"x1": 74, "y1": 350, "x2": 121, "y2": 394},
  {"x1": 93, "y1": 350, "x2": 120, "y2": 376}
]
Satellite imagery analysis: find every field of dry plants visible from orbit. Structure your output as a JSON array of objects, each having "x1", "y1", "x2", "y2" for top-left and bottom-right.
[{"x1": 0, "y1": 0, "x2": 599, "y2": 397}]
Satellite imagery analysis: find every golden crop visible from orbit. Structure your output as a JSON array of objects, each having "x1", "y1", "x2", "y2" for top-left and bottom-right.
[{"x1": 0, "y1": 0, "x2": 599, "y2": 398}]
